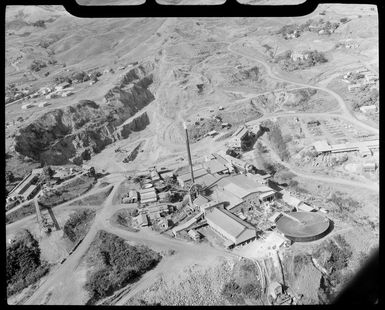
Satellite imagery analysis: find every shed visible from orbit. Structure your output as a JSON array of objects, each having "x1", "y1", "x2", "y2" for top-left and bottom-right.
[
  {"x1": 363, "y1": 163, "x2": 376, "y2": 172},
  {"x1": 313, "y1": 140, "x2": 332, "y2": 153},
  {"x1": 203, "y1": 159, "x2": 228, "y2": 174},
  {"x1": 38, "y1": 101, "x2": 50, "y2": 107},
  {"x1": 188, "y1": 229, "x2": 201, "y2": 240},
  {"x1": 21, "y1": 103, "x2": 34, "y2": 109},
  {"x1": 296, "y1": 202, "x2": 316, "y2": 212}
]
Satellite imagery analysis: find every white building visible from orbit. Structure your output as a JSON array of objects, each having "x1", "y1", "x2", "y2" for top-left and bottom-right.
[{"x1": 359, "y1": 105, "x2": 377, "y2": 114}]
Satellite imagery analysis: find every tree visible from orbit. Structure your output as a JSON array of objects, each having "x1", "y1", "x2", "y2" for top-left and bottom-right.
[
  {"x1": 6, "y1": 171, "x2": 15, "y2": 184},
  {"x1": 32, "y1": 20, "x2": 46, "y2": 28},
  {"x1": 39, "y1": 166, "x2": 54, "y2": 184},
  {"x1": 30, "y1": 60, "x2": 47, "y2": 72}
]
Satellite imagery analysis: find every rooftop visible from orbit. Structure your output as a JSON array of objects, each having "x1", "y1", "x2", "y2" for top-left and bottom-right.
[
  {"x1": 177, "y1": 168, "x2": 208, "y2": 182},
  {"x1": 193, "y1": 195, "x2": 210, "y2": 207},
  {"x1": 203, "y1": 159, "x2": 228, "y2": 174},
  {"x1": 205, "y1": 207, "x2": 255, "y2": 239}
]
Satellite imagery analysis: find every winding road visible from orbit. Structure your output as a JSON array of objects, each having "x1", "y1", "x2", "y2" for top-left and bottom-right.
[{"x1": 227, "y1": 42, "x2": 379, "y2": 135}]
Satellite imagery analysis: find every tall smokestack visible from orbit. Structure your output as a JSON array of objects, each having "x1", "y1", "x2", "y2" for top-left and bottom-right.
[{"x1": 183, "y1": 122, "x2": 194, "y2": 184}]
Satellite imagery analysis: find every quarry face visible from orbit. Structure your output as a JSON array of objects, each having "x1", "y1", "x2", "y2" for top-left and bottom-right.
[{"x1": 5, "y1": 3, "x2": 379, "y2": 306}]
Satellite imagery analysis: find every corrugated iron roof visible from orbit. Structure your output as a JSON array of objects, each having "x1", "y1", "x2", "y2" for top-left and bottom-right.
[
  {"x1": 206, "y1": 207, "x2": 255, "y2": 239},
  {"x1": 203, "y1": 159, "x2": 228, "y2": 174}
]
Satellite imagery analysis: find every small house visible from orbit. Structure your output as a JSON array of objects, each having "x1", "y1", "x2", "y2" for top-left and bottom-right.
[
  {"x1": 359, "y1": 105, "x2": 377, "y2": 114},
  {"x1": 21, "y1": 103, "x2": 34, "y2": 110},
  {"x1": 38, "y1": 101, "x2": 50, "y2": 108},
  {"x1": 363, "y1": 163, "x2": 376, "y2": 173}
]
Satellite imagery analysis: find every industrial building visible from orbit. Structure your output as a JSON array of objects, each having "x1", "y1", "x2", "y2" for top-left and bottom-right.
[
  {"x1": 203, "y1": 158, "x2": 229, "y2": 175},
  {"x1": 8, "y1": 172, "x2": 40, "y2": 200},
  {"x1": 188, "y1": 229, "x2": 201, "y2": 240},
  {"x1": 313, "y1": 139, "x2": 379, "y2": 155},
  {"x1": 177, "y1": 165, "x2": 208, "y2": 187},
  {"x1": 139, "y1": 188, "x2": 157, "y2": 204},
  {"x1": 228, "y1": 126, "x2": 250, "y2": 149},
  {"x1": 208, "y1": 174, "x2": 276, "y2": 212},
  {"x1": 205, "y1": 207, "x2": 257, "y2": 248},
  {"x1": 135, "y1": 213, "x2": 149, "y2": 227}
]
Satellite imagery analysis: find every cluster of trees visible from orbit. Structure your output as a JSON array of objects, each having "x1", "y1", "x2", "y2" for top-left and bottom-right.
[
  {"x1": 6, "y1": 171, "x2": 15, "y2": 184},
  {"x1": 71, "y1": 71, "x2": 90, "y2": 83},
  {"x1": 221, "y1": 260, "x2": 263, "y2": 304},
  {"x1": 84, "y1": 231, "x2": 161, "y2": 302},
  {"x1": 63, "y1": 209, "x2": 96, "y2": 243},
  {"x1": 277, "y1": 50, "x2": 328, "y2": 71},
  {"x1": 351, "y1": 86, "x2": 379, "y2": 110},
  {"x1": 6, "y1": 229, "x2": 49, "y2": 296},
  {"x1": 29, "y1": 59, "x2": 47, "y2": 72},
  {"x1": 54, "y1": 75, "x2": 72, "y2": 84},
  {"x1": 265, "y1": 122, "x2": 290, "y2": 161},
  {"x1": 237, "y1": 66, "x2": 260, "y2": 82},
  {"x1": 326, "y1": 191, "x2": 361, "y2": 215},
  {"x1": 32, "y1": 20, "x2": 46, "y2": 28},
  {"x1": 187, "y1": 118, "x2": 222, "y2": 142},
  {"x1": 314, "y1": 236, "x2": 353, "y2": 303},
  {"x1": 6, "y1": 202, "x2": 36, "y2": 224}
]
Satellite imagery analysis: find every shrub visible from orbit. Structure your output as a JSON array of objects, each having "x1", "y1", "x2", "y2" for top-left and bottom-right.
[
  {"x1": 32, "y1": 20, "x2": 46, "y2": 27},
  {"x1": 221, "y1": 280, "x2": 244, "y2": 304},
  {"x1": 6, "y1": 202, "x2": 36, "y2": 224},
  {"x1": 6, "y1": 171, "x2": 15, "y2": 184},
  {"x1": 84, "y1": 231, "x2": 161, "y2": 302},
  {"x1": 241, "y1": 282, "x2": 261, "y2": 299},
  {"x1": 63, "y1": 209, "x2": 95, "y2": 243},
  {"x1": 267, "y1": 123, "x2": 290, "y2": 161},
  {"x1": 6, "y1": 229, "x2": 49, "y2": 296},
  {"x1": 30, "y1": 60, "x2": 47, "y2": 72}
]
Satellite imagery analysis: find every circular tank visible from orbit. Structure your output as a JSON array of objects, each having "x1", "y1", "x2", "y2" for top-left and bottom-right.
[{"x1": 276, "y1": 211, "x2": 330, "y2": 242}]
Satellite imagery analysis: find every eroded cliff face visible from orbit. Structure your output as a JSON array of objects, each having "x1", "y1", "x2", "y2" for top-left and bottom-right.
[{"x1": 14, "y1": 62, "x2": 155, "y2": 165}]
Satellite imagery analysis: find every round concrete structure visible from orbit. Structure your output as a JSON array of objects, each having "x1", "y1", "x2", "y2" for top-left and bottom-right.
[{"x1": 276, "y1": 211, "x2": 330, "y2": 242}]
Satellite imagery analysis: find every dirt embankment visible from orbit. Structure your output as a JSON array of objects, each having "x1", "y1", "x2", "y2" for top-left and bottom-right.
[{"x1": 14, "y1": 63, "x2": 155, "y2": 165}]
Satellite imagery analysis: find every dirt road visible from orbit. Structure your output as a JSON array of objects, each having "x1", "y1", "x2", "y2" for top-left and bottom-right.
[
  {"x1": 23, "y1": 179, "x2": 238, "y2": 305},
  {"x1": 266, "y1": 142, "x2": 379, "y2": 192},
  {"x1": 227, "y1": 42, "x2": 379, "y2": 135}
]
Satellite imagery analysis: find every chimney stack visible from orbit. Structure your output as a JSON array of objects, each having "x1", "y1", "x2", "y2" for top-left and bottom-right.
[{"x1": 183, "y1": 122, "x2": 194, "y2": 184}]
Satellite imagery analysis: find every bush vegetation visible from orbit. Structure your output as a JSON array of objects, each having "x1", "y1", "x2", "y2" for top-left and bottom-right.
[
  {"x1": 32, "y1": 20, "x2": 46, "y2": 28},
  {"x1": 29, "y1": 60, "x2": 47, "y2": 72},
  {"x1": 275, "y1": 50, "x2": 327, "y2": 71},
  {"x1": 63, "y1": 209, "x2": 96, "y2": 243},
  {"x1": 38, "y1": 175, "x2": 95, "y2": 208},
  {"x1": 313, "y1": 235, "x2": 353, "y2": 302},
  {"x1": 6, "y1": 201, "x2": 36, "y2": 224},
  {"x1": 111, "y1": 209, "x2": 139, "y2": 233},
  {"x1": 351, "y1": 86, "x2": 378, "y2": 110},
  {"x1": 326, "y1": 191, "x2": 361, "y2": 215},
  {"x1": 221, "y1": 259, "x2": 263, "y2": 304},
  {"x1": 6, "y1": 229, "x2": 49, "y2": 297},
  {"x1": 265, "y1": 122, "x2": 290, "y2": 161},
  {"x1": 69, "y1": 186, "x2": 112, "y2": 206},
  {"x1": 84, "y1": 231, "x2": 161, "y2": 303}
]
